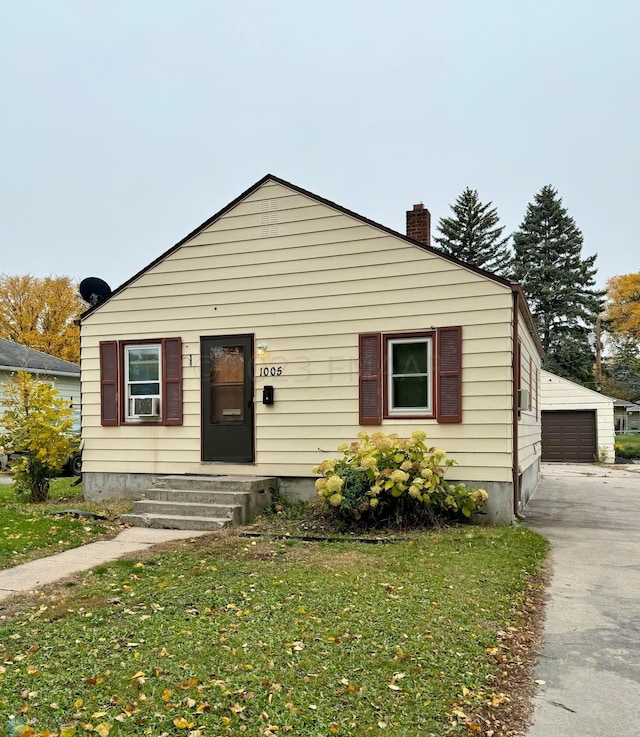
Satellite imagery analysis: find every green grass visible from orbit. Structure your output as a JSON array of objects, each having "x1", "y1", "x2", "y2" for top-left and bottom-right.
[
  {"x1": 0, "y1": 526, "x2": 548, "y2": 736},
  {"x1": 0, "y1": 476, "x2": 132, "y2": 570},
  {"x1": 615, "y1": 433, "x2": 640, "y2": 459}
]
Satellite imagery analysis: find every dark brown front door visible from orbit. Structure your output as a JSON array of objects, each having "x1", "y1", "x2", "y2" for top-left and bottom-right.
[
  {"x1": 201, "y1": 335, "x2": 254, "y2": 463},
  {"x1": 541, "y1": 410, "x2": 597, "y2": 462}
]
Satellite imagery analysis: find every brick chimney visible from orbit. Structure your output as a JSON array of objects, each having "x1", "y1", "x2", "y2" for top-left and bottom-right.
[{"x1": 406, "y1": 203, "x2": 431, "y2": 246}]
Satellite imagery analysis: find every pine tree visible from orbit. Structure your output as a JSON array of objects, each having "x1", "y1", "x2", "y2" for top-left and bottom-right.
[
  {"x1": 512, "y1": 185, "x2": 604, "y2": 385},
  {"x1": 603, "y1": 335, "x2": 640, "y2": 401},
  {"x1": 434, "y1": 188, "x2": 512, "y2": 276}
]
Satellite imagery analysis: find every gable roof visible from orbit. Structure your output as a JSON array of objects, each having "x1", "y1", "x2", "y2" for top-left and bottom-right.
[
  {"x1": 541, "y1": 369, "x2": 614, "y2": 403},
  {"x1": 79, "y1": 173, "x2": 543, "y2": 354},
  {"x1": 0, "y1": 338, "x2": 80, "y2": 377},
  {"x1": 81, "y1": 174, "x2": 516, "y2": 315}
]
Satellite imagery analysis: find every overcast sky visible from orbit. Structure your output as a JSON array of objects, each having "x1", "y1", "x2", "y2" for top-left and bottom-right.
[{"x1": 1, "y1": 0, "x2": 638, "y2": 297}]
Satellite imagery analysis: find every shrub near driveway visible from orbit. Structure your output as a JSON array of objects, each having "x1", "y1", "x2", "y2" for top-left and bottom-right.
[
  {"x1": 0, "y1": 478, "x2": 129, "y2": 570},
  {"x1": 314, "y1": 431, "x2": 488, "y2": 530},
  {"x1": 0, "y1": 526, "x2": 548, "y2": 736},
  {"x1": 615, "y1": 433, "x2": 640, "y2": 459}
]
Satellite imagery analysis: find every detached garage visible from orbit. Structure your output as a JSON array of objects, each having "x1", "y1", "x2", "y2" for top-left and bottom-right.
[{"x1": 540, "y1": 370, "x2": 615, "y2": 463}]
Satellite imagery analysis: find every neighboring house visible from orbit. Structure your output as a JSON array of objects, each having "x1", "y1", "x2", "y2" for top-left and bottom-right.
[
  {"x1": 539, "y1": 369, "x2": 615, "y2": 463},
  {"x1": 613, "y1": 399, "x2": 640, "y2": 433},
  {"x1": 79, "y1": 174, "x2": 544, "y2": 523},
  {"x1": 0, "y1": 338, "x2": 81, "y2": 417}
]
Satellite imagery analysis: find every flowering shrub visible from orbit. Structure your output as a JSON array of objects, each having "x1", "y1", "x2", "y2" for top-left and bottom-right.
[{"x1": 313, "y1": 430, "x2": 488, "y2": 529}]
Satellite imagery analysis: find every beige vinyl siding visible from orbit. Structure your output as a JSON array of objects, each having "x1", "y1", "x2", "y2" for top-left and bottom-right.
[
  {"x1": 82, "y1": 180, "x2": 517, "y2": 483},
  {"x1": 517, "y1": 304, "x2": 542, "y2": 474},
  {"x1": 540, "y1": 370, "x2": 615, "y2": 463}
]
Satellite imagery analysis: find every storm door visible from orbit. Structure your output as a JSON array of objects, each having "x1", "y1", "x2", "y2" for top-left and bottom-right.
[{"x1": 201, "y1": 335, "x2": 254, "y2": 462}]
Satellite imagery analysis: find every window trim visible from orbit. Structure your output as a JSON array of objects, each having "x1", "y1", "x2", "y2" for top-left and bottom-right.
[
  {"x1": 98, "y1": 337, "x2": 182, "y2": 427},
  {"x1": 383, "y1": 331, "x2": 436, "y2": 420},
  {"x1": 123, "y1": 343, "x2": 162, "y2": 422}
]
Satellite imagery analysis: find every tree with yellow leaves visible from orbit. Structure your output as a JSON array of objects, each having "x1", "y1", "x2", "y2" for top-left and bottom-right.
[
  {"x1": 0, "y1": 371, "x2": 75, "y2": 502},
  {"x1": 0, "y1": 274, "x2": 84, "y2": 363},
  {"x1": 605, "y1": 273, "x2": 640, "y2": 341},
  {"x1": 602, "y1": 273, "x2": 640, "y2": 400}
]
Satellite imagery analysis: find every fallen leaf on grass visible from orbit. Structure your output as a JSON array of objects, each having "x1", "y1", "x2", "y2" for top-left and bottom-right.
[{"x1": 173, "y1": 717, "x2": 194, "y2": 729}]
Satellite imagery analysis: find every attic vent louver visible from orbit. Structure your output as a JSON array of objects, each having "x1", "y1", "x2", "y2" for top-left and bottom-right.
[{"x1": 260, "y1": 199, "x2": 279, "y2": 237}]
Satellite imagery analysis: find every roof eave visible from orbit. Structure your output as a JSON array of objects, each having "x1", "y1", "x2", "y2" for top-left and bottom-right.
[{"x1": 0, "y1": 366, "x2": 80, "y2": 378}]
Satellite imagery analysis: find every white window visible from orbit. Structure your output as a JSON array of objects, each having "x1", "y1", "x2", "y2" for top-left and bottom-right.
[
  {"x1": 387, "y1": 336, "x2": 432, "y2": 416},
  {"x1": 125, "y1": 345, "x2": 161, "y2": 419}
]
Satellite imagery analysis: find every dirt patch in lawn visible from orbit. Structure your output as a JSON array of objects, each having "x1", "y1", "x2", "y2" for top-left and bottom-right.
[{"x1": 462, "y1": 564, "x2": 550, "y2": 736}]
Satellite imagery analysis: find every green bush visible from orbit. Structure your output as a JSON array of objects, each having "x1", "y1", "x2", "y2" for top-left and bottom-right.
[
  {"x1": 615, "y1": 433, "x2": 640, "y2": 459},
  {"x1": 313, "y1": 430, "x2": 488, "y2": 530}
]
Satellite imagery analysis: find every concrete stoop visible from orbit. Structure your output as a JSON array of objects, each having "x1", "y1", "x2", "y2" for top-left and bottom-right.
[{"x1": 121, "y1": 475, "x2": 278, "y2": 531}]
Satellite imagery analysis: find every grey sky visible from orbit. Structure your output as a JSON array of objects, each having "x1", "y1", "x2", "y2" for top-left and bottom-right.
[{"x1": 1, "y1": 0, "x2": 638, "y2": 294}]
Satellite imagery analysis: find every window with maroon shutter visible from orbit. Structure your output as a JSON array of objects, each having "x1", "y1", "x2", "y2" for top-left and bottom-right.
[
  {"x1": 162, "y1": 337, "x2": 183, "y2": 425},
  {"x1": 359, "y1": 333, "x2": 382, "y2": 425},
  {"x1": 436, "y1": 326, "x2": 462, "y2": 423},
  {"x1": 99, "y1": 341, "x2": 119, "y2": 426},
  {"x1": 99, "y1": 338, "x2": 183, "y2": 425},
  {"x1": 360, "y1": 329, "x2": 463, "y2": 423}
]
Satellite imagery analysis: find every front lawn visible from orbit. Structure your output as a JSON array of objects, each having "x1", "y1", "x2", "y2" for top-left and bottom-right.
[
  {"x1": 0, "y1": 526, "x2": 548, "y2": 736},
  {"x1": 0, "y1": 477, "x2": 131, "y2": 570}
]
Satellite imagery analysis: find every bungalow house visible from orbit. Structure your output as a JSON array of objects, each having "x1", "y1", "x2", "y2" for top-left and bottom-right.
[
  {"x1": 613, "y1": 399, "x2": 640, "y2": 434},
  {"x1": 0, "y1": 338, "x2": 81, "y2": 416},
  {"x1": 79, "y1": 174, "x2": 543, "y2": 524}
]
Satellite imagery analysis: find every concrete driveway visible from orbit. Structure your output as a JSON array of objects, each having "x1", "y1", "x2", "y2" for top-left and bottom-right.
[{"x1": 525, "y1": 463, "x2": 640, "y2": 737}]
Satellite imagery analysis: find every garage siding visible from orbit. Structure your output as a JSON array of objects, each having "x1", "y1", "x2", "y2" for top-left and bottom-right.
[{"x1": 541, "y1": 410, "x2": 597, "y2": 462}]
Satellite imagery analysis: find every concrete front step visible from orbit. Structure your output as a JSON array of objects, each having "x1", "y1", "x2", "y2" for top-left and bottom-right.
[
  {"x1": 122, "y1": 474, "x2": 278, "y2": 531},
  {"x1": 121, "y1": 512, "x2": 231, "y2": 531},
  {"x1": 142, "y1": 488, "x2": 252, "y2": 508},
  {"x1": 125, "y1": 499, "x2": 243, "y2": 525},
  {"x1": 153, "y1": 475, "x2": 277, "y2": 493}
]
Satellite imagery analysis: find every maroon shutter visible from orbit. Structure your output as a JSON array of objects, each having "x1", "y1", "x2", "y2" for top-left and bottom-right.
[
  {"x1": 162, "y1": 337, "x2": 183, "y2": 426},
  {"x1": 528, "y1": 355, "x2": 533, "y2": 410},
  {"x1": 359, "y1": 333, "x2": 382, "y2": 425},
  {"x1": 436, "y1": 326, "x2": 462, "y2": 423},
  {"x1": 99, "y1": 341, "x2": 119, "y2": 426},
  {"x1": 535, "y1": 368, "x2": 539, "y2": 420}
]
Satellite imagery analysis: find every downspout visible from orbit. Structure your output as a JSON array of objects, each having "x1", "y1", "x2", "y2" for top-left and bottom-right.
[{"x1": 512, "y1": 289, "x2": 525, "y2": 521}]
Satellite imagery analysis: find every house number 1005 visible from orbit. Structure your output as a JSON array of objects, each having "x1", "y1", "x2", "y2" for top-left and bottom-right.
[{"x1": 259, "y1": 366, "x2": 283, "y2": 377}]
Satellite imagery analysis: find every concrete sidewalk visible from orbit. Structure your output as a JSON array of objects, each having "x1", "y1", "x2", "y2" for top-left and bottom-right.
[
  {"x1": 525, "y1": 463, "x2": 640, "y2": 737},
  {"x1": 0, "y1": 527, "x2": 209, "y2": 603}
]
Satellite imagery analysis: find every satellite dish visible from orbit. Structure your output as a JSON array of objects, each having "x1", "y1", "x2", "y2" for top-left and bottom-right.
[{"x1": 79, "y1": 277, "x2": 112, "y2": 306}]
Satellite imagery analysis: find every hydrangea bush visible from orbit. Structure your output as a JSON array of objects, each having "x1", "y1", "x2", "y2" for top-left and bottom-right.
[{"x1": 313, "y1": 430, "x2": 488, "y2": 529}]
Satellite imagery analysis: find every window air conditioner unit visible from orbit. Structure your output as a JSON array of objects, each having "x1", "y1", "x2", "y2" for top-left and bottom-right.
[
  {"x1": 131, "y1": 396, "x2": 160, "y2": 417},
  {"x1": 517, "y1": 389, "x2": 529, "y2": 411}
]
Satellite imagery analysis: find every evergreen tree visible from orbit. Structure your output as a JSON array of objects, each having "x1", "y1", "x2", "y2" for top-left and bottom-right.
[
  {"x1": 603, "y1": 335, "x2": 640, "y2": 401},
  {"x1": 512, "y1": 185, "x2": 604, "y2": 386},
  {"x1": 434, "y1": 188, "x2": 512, "y2": 276}
]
